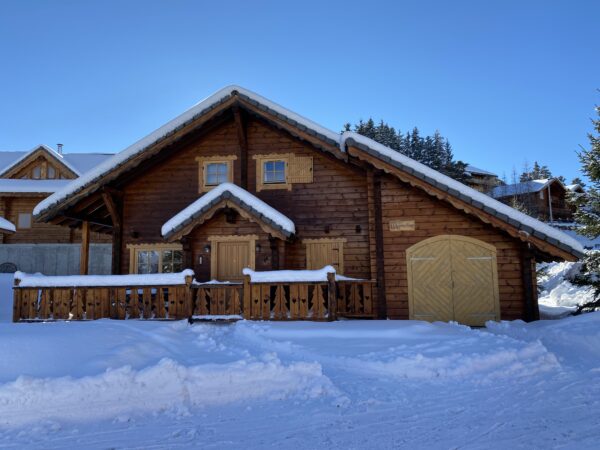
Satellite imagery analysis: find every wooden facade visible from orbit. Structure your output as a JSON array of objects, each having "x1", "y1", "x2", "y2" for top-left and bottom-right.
[{"x1": 33, "y1": 88, "x2": 581, "y2": 323}]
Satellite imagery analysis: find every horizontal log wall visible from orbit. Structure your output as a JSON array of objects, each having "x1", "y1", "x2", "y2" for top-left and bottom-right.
[{"x1": 379, "y1": 174, "x2": 526, "y2": 321}]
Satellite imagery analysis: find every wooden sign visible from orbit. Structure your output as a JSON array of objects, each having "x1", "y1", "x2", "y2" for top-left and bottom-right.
[{"x1": 389, "y1": 220, "x2": 415, "y2": 232}]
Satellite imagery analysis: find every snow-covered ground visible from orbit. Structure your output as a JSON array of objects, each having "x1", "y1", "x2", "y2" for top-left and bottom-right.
[{"x1": 0, "y1": 274, "x2": 599, "y2": 448}]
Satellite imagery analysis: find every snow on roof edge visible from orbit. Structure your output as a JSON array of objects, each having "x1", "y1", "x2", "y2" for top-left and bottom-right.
[
  {"x1": 341, "y1": 132, "x2": 584, "y2": 258},
  {"x1": 0, "y1": 216, "x2": 16, "y2": 233},
  {"x1": 33, "y1": 86, "x2": 342, "y2": 218},
  {"x1": 161, "y1": 182, "x2": 296, "y2": 238},
  {"x1": 0, "y1": 144, "x2": 81, "y2": 178}
]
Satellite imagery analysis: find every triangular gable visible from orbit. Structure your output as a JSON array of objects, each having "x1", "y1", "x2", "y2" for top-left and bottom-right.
[
  {"x1": 33, "y1": 86, "x2": 583, "y2": 260},
  {"x1": 161, "y1": 183, "x2": 296, "y2": 242},
  {"x1": 0, "y1": 144, "x2": 80, "y2": 179}
]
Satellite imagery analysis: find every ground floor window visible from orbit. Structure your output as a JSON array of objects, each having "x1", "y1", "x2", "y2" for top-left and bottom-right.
[{"x1": 127, "y1": 244, "x2": 184, "y2": 274}]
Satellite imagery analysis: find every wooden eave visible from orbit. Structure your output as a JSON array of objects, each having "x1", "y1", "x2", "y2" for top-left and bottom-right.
[{"x1": 346, "y1": 142, "x2": 581, "y2": 262}]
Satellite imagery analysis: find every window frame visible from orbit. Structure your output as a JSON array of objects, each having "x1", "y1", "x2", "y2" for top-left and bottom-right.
[
  {"x1": 195, "y1": 155, "x2": 237, "y2": 193},
  {"x1": 126, "y1": 243, "x2": 184, "y2": 274},
  {"x1": 253, "y1": 154, "x2": 291, "y2": 192}
]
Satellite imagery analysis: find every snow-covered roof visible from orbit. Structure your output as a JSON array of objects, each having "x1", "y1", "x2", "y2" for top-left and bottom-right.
[
  {"x1": 465, "y1": 165, "x2": 498, "y2": 177},
  {"x1": 14, "y1": 269, "x2": 194, "y2": 288},
  {"x1": 32, "y1": 85, "x2": 583, "y2": 259},
  {"x1": 565, "y1": 184, "x2": 584, "y2": 193},
  {"x1": 0, "y1": 146, "x2": 113, "y2": 177},
  {"x1": 0, "y1": 216, "x2": 15, "y2": 233},
  {"x1": 0, "y1": 179, "x2": 72, "y2": 194},
  {"x1": 488, "y1": 179, "x2": 560, "y2": 199},
  {"x1": 161, "y1": 182, "x2": 296, "y2": 239},
  {"x1": 341, "y1": 132, "x2": 584, "y2": 258}
]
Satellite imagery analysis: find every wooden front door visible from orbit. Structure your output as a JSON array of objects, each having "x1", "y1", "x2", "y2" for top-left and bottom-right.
[
  {"x1": 210, "y1": 235, "x2": 256, "y2": 281},
  {"x1": 406, "y1": 235, "x2": 500, "y2": 326},
  {"x1": 304, "y1": 238, "x2": 346, "y2": 274}
]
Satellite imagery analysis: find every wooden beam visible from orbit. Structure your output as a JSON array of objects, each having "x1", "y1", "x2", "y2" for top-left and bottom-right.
[
  {"x1": 101, "y1": 191, "x2": 121, "y2": 228},
  {"x1": 102, "y1": 190, "x2": 122, "y2": 274},
  {"x1": 80, "y1": 220, "x2": 90, "y2": 275},
  {"x1": 233, "y1": 104, "x2": 249, "y2": 189},
  {"x1": 373, "y1": 171, "x2": 387, "y2": 319},
  {"x1": 521, "y1": 246, "x2": 540, "y2": 322}
]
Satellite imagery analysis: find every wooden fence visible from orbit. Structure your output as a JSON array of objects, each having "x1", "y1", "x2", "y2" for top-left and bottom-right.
[{"x1": 13, "y1": 273, "x2": 375, "y2": 322}]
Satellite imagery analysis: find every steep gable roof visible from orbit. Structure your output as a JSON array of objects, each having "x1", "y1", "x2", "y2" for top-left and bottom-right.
[
  {"x1": 489, "y1": 178, "x2": 566, "y2": 199},
  {"x1": 32, "y1": 86, "x2": 584, "y2": 260},
  {"x1": 0, "y1": 148, "x2": 113, "y2": 177},
  {"x1": 0, "y1": 144, "x2": 81, "y2": 178}
]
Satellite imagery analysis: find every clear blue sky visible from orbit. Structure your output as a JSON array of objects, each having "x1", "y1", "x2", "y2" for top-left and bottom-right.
[{"x1": 1, "y1": 0, "x2": 598, "y2": 183}]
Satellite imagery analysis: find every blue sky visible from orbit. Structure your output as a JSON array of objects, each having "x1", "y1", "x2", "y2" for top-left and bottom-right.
[{"x1": 0, "y1": 0, "x2": 598, "y2": 183}]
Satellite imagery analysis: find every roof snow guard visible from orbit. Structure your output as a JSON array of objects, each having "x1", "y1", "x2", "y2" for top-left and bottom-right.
[
  {"x1": 341, "y1": 132, "x2": 585, "y2": 259},
  {"x1": 161, "y1": 183, "x2": 296, "y2": 241}
]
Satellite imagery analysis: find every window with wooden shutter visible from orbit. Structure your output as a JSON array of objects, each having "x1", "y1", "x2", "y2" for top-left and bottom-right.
[
  {"x1": 195, "y1": 155, "x2": 237, "y2": 193},
  {"x1": 303, "y1": 238, "x2": 346, "y2": 274},
  {"x1": 253, "y1": 153, "x2": 313, "y2": 191}
]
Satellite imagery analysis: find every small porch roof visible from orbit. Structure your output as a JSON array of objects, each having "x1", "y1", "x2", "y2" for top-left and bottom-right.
[{"x1": 161, "y1": 182, "x2": 296, "y2": 241}]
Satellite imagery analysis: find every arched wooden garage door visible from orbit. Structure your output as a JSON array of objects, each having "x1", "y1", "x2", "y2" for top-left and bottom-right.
[{"x1": 406, "y1": 235, "x2": 500, "y2": 326}]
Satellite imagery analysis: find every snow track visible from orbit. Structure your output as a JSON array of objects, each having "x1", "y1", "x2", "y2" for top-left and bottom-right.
[{"x1": 0, "y1": 315, "x2": 599, "y2": 449}]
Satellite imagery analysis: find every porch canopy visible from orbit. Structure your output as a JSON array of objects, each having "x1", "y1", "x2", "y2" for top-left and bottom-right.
[{"x1": 161, "y1": 182, "x2": 296, "y2": 242}]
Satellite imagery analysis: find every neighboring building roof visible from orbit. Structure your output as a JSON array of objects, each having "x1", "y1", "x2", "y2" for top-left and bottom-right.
[
  {"x1": 0, "y1": 179, "x2": 72, "y2": 194},
  {"x1": 565, "y1": 184, "x2": 585, "y2": 193},
  {"x1": 465, "y1": 165, "x2": 498, "y2": 177},
  {"x1": 0, "y1": 145, "x2": 113, "y2": 177},
  {"x1": 0, "y1": 216, "x2": 15, "y2": 234},
  {"x1": 33, "y1": 85, "x2": 584, "y2": 259},
  {"x1": 161, "y1": 182, "x2": 296, "y2": 240},
  {"x1": 489, "y1": 179, "x2": 552, "y2": 198}
]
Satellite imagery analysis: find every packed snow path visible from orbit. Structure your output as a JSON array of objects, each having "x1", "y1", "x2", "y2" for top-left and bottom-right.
[{"x1": 0, "y1": 314, "x2": 599, "y2": 449}]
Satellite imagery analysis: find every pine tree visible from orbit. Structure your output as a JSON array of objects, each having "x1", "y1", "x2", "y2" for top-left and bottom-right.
[{"x1": 571, "y1": 103, "x2": 600, "y2": 313}]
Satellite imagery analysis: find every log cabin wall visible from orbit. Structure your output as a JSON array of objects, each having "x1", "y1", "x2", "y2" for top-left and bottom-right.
[
  {"x1": 120, "y1": 116, "x2": 372, "y2": 279},
  {"x1": 379, "y1": 174, "x2": 526, "y2": 321},
  {"x1": 1, "y1": 196, "x2": 109, "y2": 244}
]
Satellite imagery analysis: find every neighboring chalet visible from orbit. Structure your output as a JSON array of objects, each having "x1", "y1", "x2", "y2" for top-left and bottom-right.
[
  {"x1": 0, "y1": 145, "x2": 112, "y2": 274},
  {"x1": 489, "y1": 178, "x2": 577, "y2": 222},
  {"x1": 31, "y1": 86, "x2": 583, "y2": 325},
  {"x1": 464, "y1": 165, "x2": 501, "y2": 193}
]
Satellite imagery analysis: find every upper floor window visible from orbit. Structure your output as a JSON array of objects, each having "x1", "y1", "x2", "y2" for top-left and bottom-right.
[
  {"x1": 47, "y1": 165, "x2": 56, "y2": 179},
  {"x1": 32, "y1": 166, "x2": 41, "y2": 179},
  {"x1": 195, "y1": 155, "x2": 237, "y2": 193},
  {"x1": 263, "y1": 160, "x2": 286, "y2": 184},
  {"x1": 17, "y1": 213, "x2": 32, "y2": 229},
  {"x1": 206, "y1": 162, "x2": 229, "y2": 186}
]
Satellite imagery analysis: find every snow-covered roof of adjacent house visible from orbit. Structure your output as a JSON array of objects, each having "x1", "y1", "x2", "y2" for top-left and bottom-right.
[
  {"x1": 488, "y1": 179, "x2": 559, "y2": 199},
  {"x1": 0, "y1": 216, "x2": 15, "y2": 234},
  {"x1": 161, "y1": 182, "x2": 296, "y2": 240},
  {"x1": 32, "y1": 85, "x2": 584, "y2": 259},
  {"x1": 565, "y1": 184, "x2": 584, "y2": 193},
  {"x1": 0, "y1": 145, "x2": 113, "y2": 177},
  {"x1": 465, "y1": 165, "x2": 497, "y2": 177},
  {"x1": 0, "y1": 179, "x2": 72, "y2": 194}
]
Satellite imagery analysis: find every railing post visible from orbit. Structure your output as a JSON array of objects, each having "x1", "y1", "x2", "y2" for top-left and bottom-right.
[
  {"x1": 243, "y1": 275, "x2": 251, "y2": 319},
  {"x1": 327, "y1": 272, "x2": 337, "y2": 321},
  {"x1": 12, "y1": 275, "x2": 20, "y2": 322}
]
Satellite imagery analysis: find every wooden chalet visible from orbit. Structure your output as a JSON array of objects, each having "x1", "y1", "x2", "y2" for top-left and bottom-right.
[
  {"x1": 27, "y1": 86, "x2": 584, "y2": 325},
  {"x1": 0, "y1": 145, "x2": 112, "y2": 274},
  {"x1": 489, "y1": 178, "x2": 576, "y2": 222}
]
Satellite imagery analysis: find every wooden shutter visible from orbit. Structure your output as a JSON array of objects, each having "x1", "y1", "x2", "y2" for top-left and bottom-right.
[{"x1": 288, "y1": 156, "x2": 313, "y2": 184}]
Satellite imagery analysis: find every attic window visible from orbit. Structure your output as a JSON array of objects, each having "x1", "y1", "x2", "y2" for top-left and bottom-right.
[
  {"x1": 47, "y1": 165, "x2": 56, "y2": 179},
  {"x1": 32, "y1": 166, "x2": 41, "y2": 179},
  {"x1": 253, "y1": 154, "x2": 313, "y2": 192},
  {"x1": 17, "y1": 213, "x2": 32, "y2": 229},
  {"x1": 195, "y1": 155, "x2": 237, "y2": 193}
]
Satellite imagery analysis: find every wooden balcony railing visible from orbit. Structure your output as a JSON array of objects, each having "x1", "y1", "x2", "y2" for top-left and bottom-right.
[{"x1": 12, "y1": 270, "x2": 375, "y2": 322}]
